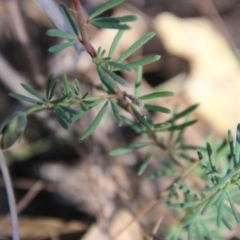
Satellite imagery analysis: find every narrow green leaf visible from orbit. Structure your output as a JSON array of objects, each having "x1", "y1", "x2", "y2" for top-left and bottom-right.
[
  {"x1": 228, "y1": 130, "x2": 238, "y2": 166},
  {"x1": 217, "y1": 205, "x2": 223, "y2": 227},
  {"x1": 132, "y1": 106, "x2": 154, "y2": 130},
  {"x1": 89, "y1": 0, "x2": 125, "y2": 19},
  {"x1": 168, "y1": 201, "x2": 201, "y2": 209},
  {"x1": 82, "y1": 91, "x2": 90, "y2": 99},
  {"x1": 92, "y1": 15, "x2": 137, "y2": 23},
  {"x1": 21, "y1": 83, "x2": 45, "y2": 101},
  {"x1": 46, "y1": 74, "x2": 54, "y2": 100},
  {"x1": 48, "y1": 81, "x2": 58, "y2": 100},
  {"x1": 97, "y1": 46, "x2": 102, "y2": 56},
  {"x1": 138, "y1": 147, "x2": 153, "y2": 175},
  {"x1": 56, "y1": 107, "x2": 71, "y2": 123},
  {"x1": 222, "y1": 215, "x2": 232, "y2": 230},
  {"x1": 48, "y1": 40, "x2": 76, "y2": 53},
  {"x1": 207, "y1": 142, "x2": 217, "y2": 174},
  {"x1": 117, "y1": 32, "x2": 155, "y2": 63},
  {"x1": 62, "y1": 73, "x2": 70, "y2": 95},
  {"x1": 90, "y1": 19, "x2": 130, "y2": 30},
  {"x1": 100, "y1": 49, "x2": 106, "y2": 57},
  {"x1": 202, "y1": 190, "x2": 223, "y2": 214},
  {"x1": 71, "y1": 99, "x2": 105, "y2": 124},
  {"x1": 227, "y1": 191, "x2": 240, "y2": 223},
  {"x1": 236, "y1": 124, "x2": 240, "y2": 164},
  {"x1": 80, "y1": 101, "x2": 109, "y2": 140},
  {"x1": 107, "y1": 61, "x2": 132, "y2": 72},
  {"x1": 216, "y1": 185, "x2": 228, "y2": 211},
  {"x1": 167, "y1": 104, "x2": 199, "y2": 123},
  {"x1": 110, "y1": 100, "x2": 122, "y2": 126},
  {"x1": 56, "y1": 108, "x2": 69, "y2": 129},
  {"x1": 50, "y1": 95, "x2": 68, "y2": 104},
  {"x1": 74, "y1": 79, "x2": 81, "y2": 94},
  {"x1": 148, "y1": 170, "x2": 164, "y2": 179},
  {"x1": 101, "y1": 57, "x2": 111, "y2": 62},
  {"x1": 134, "y1": 66, "x2": 142, "y2": 97},
  {"x1": 177, "y1": 145, "x2": 205, "y2": 150},
  {"x1": 126, "y1": 55, "x2": 160, "y2": 68},
  {"x1": 70, "y1": 85, "x2": 78, "y2": 95},
  {"x1": 109, "y1": 30, "x2": 124, "y2": 59},
  {"x1": 144, "y1": 104, "x2": 171, "y2": 114},
  {"x1": 110, "y1": 142, "x2": 152, "y2": 156},
  {"x1": 139, "y1": 91, "x2": 174, "y2": 100},
  {"x1": 102, "y1": 66, "x2": 127, "y2": 86},
  {"x1": 188, "y1": 223, "x2": 194, "y2": 240},
  {"x1": 97, "y1": 65, "x2": 117, "y2": 93},
  {"x1": 46, "y1": 29, "x2": 76, "y2": 39},
  {"x1": 60, "y1": 3, "x2": 79, "y2": 36},
  {"x1": 121, "y1": 116, "x2": 144, "y2": 134},
  {"x1": 162, "y1": 120, "x2": 198, "y2": 131},
  {"x1": 182, "y1": 206, "x2": 202, "y2": 227},
  {"x1": 59, "y1": 106, "x2": 78, "y2": 115},
  {"x1": 9, "y1": 92, "x2": 41, "y2": 105}
]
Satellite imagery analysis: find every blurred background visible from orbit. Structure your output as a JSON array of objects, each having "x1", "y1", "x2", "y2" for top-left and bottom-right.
[{"x1": 1, "y1": 0, "x2": 240, "y2": 239}]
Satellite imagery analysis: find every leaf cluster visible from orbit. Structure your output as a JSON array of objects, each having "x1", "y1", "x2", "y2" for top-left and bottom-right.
[
  {"x1": 166, "y1": 125, "x2": 240, "y2": 239},
  {"x1": 2, "y1": 1, "x2": 240, "y2": 240}
]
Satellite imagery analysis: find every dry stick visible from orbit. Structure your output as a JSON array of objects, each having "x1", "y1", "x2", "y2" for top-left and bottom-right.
[
  {"x1": 112, "y1": 160, "x2": 200, "y2": 240},
  {"x1": 0, "y1": 181, "x2": 45, "y2": 233},
  {"x1": 0, "y1": 151, "x2": 19, "y2": 240},
  {"x1": 0, "y1": 177, "x2": 55, "y2": 192},
  {"x1": 149, "y1": 215, "x2": 163, "y2": 240},
  {"x1": 192, "y1": 0, "x2": 237, "y2": 50},
  {"x1": 112, "y1": 199, "x2": 158, "y2": 240}
]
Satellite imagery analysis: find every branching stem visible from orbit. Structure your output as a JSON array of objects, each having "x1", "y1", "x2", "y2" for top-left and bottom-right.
[{"x1": 72, "y1": 0, "x2": 96, "y2": 57}]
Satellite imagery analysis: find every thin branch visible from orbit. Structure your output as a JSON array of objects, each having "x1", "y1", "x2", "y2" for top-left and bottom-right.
[
  {"x1": 72, "y1": 0, "x2": 96, "y2": 57},
  {"x1": 112, "y1": 199, "x2": 157, "y2": 240},
  {"x1": 149, "y1": 215, "x2": 163, "y2": 240},
  {"x1": 0, "y1": 151, "x2": 19, "y2": 240},
  {"x1": 0, "y1": 181, "x2": 45, "y2": 230},
  {"x1": 112, "y1": 160, "x2": 200, "y2": 239}
]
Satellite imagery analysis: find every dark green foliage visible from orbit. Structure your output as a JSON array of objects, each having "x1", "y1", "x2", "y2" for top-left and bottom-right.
[
  {"x1": 80, "y1": 101, "x2": 109, "y2": 140},
  {"x1": 89, "y1": 0, "x2": 125, "y2": 19},
  {"x1": 166, "y1": 125, "x2": 240, "y2": 239},
  {"x1": 0, "y1": 112, "x2": 27, "y2": 149},
  {"x1": 59, "y1": 3, "x2": 79, "y2": 36},
  {"x1": 3, "y1": 1, "x2": 240, "y2": 240}
]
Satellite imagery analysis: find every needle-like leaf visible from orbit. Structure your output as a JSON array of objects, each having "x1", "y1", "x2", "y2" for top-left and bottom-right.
[
  {"x1": 89, "y1": 0, "x2": 125, "y2": 19},
  {"x1": 117, "y1": 32, "x2": 155, "y2": 63},
  {"x1": 80, "y1": 101, "x2": 109, "y2": 140}
]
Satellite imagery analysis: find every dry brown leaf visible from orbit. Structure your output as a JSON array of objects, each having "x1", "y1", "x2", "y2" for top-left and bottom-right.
[
  {"x1": 153, "y1": 12, "x2": 240, "y2": 136},
  {"x1": 0, "y1": 216, "x2": 87, "y2": 239}
]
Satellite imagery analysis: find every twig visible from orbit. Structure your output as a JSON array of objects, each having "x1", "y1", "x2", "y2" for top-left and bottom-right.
[
  {"x1": 112, "y1": 199, "x2": 157, "y2": 240},
  {"x1": 149, "y1": 215, "x2": 163, "y2": 240},
  {"x1": 72, "y1": 0, "x2": 96, "y2": 57},
  {"x1": 112, "y1": 160, "x2": 200, "y2": 239},
  {"x1": 0, "y1": 177, "x2": 54, "y2": 191},
  {"x1": 161, "y1": 160, "x2": 200, "y2": 196},
  {"x1": 0, "y1": 151, "x2": 19, "y2": 240},
  {"x1": 0, "y1": 180, "x2": 45, "y2": 231}
]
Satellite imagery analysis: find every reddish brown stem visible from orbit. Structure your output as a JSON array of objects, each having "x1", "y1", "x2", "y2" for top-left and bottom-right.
[{"x1": 72, "y1": 0, "x2": 97, "y2": 58}]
